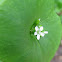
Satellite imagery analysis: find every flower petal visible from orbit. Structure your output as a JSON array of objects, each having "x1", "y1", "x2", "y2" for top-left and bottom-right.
[
  {"x1": 40, "y1": 26, "x2": 43, "y2": 31},
  {"x1": 44, "y1": 31, "x2": 48, "y2": 34},
  {"x1": 38, "y1": 18, "x2": 40, "y2": 21},
  {"x1": 35, "y1": 26, "x2": 39, "y2": 31},
  {"x1": 34, "y1": 32, "x2": 37, "y2": 35},
  {"x1": 37, "y1": 34, "x2": 40, "y2": 40},
  {"x1": 40, "y1": 32, "x2": 45, "y2": 37}
]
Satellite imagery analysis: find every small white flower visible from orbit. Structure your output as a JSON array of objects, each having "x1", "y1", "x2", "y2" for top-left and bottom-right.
[
  {"x1": 34, "y1": 26, "x2": 48, "y2": 40},
  {"x1": 44, "y1": 31, "x2": 48, "y2": 34},
  {"x1": 35, "y1": 26, "x2": 39, "y2": 31},
  {"x1": 40, "y1": 26, "x2": 43, "y2": 31},
  {"x1": 37, "y1": 34, "x2": 40, "y2": 40}
]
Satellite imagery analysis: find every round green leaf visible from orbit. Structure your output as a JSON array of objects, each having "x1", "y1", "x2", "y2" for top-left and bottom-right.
[{"x1": 0, "y1": 0, "x2": 61, "y2": 62}]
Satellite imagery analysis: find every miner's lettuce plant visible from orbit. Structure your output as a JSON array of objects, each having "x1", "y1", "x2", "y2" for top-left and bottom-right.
[{"x1": 0, "y1": 0, "x2": 61, "y2": 62}]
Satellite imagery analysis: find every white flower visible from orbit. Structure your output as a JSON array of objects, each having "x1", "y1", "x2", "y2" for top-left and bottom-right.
[{"x1": 34, "y1": 26, "x2": 48, "y2": 40}]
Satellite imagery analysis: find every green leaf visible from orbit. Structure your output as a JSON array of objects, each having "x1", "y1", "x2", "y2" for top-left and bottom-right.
[
  {"x1": 0, "y1": 0, "x2": 61, "y2": 62},
  {"x1": 0, "y1": 0, "x2": 5, "y2": 5},
  {"x1": 55, "y1": 0, "x2": 62, "y2": 9},
  {"x1": 54, "y1": 0, "x2": 62, "y2": 14},
  {"x1": 59, "y1": 15, "x2": 62, "y2": 37}
]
